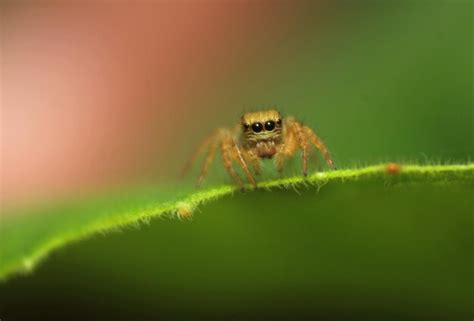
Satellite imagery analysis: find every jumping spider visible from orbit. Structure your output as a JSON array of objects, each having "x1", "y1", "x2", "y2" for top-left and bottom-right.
[{"x1": 183, "y1": 109, "x2": 335, "y2": 189}]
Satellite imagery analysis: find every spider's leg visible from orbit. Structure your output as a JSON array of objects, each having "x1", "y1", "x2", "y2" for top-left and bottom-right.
[
  {"x1": 196, "y1": 138, "x2": 218, "y2": 187},
  {"x1": 181, "y1": 131, "x2": 216, "y2": 178},
  {"x1": 275, "y1": 121, "x2": 298, "y2": 173},
  {"x1": 288, "y1": 120, "x2": 309, "y2": 177},
  {"x1": 243, "y1": 149, "x2": 261, "y2": 176},
  {"x1": 275, "y1": 145, "x2": 286, "y2": 174},
  {"x1": 303, "y1": 126, "x2": 336, "y2": 169},
  {"x1": 221, "y1": 139, "x2": 244, "y2": 189},
  {"x1": 231, "y1": 141, "x2": 257, "y2": 188},
  {"x1": 309, "y1": 148, "x2": 322, "y2": 172}
]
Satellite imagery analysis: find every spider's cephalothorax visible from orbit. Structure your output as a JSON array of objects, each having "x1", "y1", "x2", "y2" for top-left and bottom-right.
[
  {"x1": 182, "y1": 109, "x2": 335, "y2": 189},
  {"x1": 241, "y1": 110, "x2": 283, "y2": 159}
]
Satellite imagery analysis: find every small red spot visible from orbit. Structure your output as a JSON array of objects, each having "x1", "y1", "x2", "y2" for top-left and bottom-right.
[{"x1": 386, "y1": 163, "x2": 401, "y2": 174}]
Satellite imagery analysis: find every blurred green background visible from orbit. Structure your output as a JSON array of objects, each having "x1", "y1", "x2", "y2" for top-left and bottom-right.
[
  {"x1": 190, "y1": 2, "x2": 472, "y2": 151},
  {"x1": 178, "y1": 0, "x2": 472, "y2": 184},
  {"x1": 1, "y1": 0, "x2": 472, "y2": 320}
]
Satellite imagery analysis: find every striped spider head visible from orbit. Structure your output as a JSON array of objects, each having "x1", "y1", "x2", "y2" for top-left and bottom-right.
[{"x1": 241, "y1": 110, "x2": 283, "y2": 145}]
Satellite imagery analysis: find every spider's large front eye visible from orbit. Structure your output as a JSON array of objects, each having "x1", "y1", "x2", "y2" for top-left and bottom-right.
[
  {"x1": 265, "y1": 120, "x2": 275, "y2": 131},
  {"x1": 251, "y1": 122, "x2": 263, "y2": 133}
]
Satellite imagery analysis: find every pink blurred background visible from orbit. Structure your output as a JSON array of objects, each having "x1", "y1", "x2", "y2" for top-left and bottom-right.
[{"x1": 1, "y1": 1, "x2": 312, "y2": 209}]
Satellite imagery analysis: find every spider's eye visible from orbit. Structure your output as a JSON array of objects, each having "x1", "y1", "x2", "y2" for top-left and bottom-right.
[
  {"x1": 251, "y1": 122, "x2": 263, "y2": 133},
  {"x1": 265, "y1": 120, "x2": 275, "y2": 131},
  {"x1": 243, "y1": 123, "x2": 250, "y2": 130},
  {"x1": 276, "y1": 119, "x2": 282, "y2": 125}
]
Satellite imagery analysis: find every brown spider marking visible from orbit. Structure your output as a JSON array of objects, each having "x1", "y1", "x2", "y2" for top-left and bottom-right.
[{"x1": 181, "y1": 109, "x2": 336, "y2": 189}]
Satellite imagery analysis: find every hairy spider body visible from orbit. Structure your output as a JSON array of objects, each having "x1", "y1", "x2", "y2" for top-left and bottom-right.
[{"x1": 182, "y1": 109, "x2": 335, "y2": 189}]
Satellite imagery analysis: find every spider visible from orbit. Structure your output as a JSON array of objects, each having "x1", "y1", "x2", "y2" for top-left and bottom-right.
[{"x1": 182, "y1": 109, "x2": 335, "y2": 189}]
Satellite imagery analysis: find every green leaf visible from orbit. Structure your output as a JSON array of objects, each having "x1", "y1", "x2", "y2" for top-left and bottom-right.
[
  {"x1": 1, "y1": 164, "x2": 472, "y2": 281},
  {"x1": 1, "y1": 164, "x2": 473, "y2": 319}
]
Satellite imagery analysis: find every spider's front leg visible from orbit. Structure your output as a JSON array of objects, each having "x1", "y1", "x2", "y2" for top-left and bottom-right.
[
  {"x1": 229, "y1": 140, "x2": 257, "y2": 189},
  {"x1": 275, "y1": 118, "x2": 308, "y2": 176},
  {"x1": 219, "y1": 129, "x2": 257, "y2": 190},
  {"x1": 275, "y1": 130, "x2": 297, "y2": 174},
  {"x1": 275, "y1": 145, "x2": 288, "y2": 175},
  {"x1": 280, "y1": 118, "x2": 335, "y2": 176},
  {"x1": 220, "y1": 131, "x2": 257, "y2": 190},
  {"x1": 303, "y1": 126, "x2": 336, "y2": 169},
  {"x1": 291, "y1": 120, "x2": 310, "y2": 176},
  {"x1": 181, "y1": 131, "x2": 215, "y2": 179},
  {"x1": 197, "y1": 138, "x2": 218, "y2": 187},
  {"x1": 220, "y1": 138, "x2": 244, "y2": 189},
  {"x1": 181, "y1": 130, "x2": 221, "y2": 187},
  {"x1": 242, "y1": 149, "x2": 261, "y2": 176}
]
